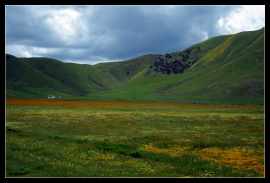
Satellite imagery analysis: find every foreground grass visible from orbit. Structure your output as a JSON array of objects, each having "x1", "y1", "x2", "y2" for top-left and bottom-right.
[{"x1": 5, "y1": 99, "x2": 264, "y2": 177}]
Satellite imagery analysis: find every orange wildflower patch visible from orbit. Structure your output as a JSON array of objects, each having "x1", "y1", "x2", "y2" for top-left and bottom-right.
[
  {"x1": 192, "y1": 147, "x2": 264, "y2": 176},
  {"x1": 5, "y1": 99, "x2": 176, "y2": 107},
  {"x1": 6, "y1": 99, "x2": 263, "y2": 109},
  {"x1": 142, "y1": 145, "x2": 189, "y2": 157},
  {"x1": 142, "y1": 145, "x2": 264, "y2": 176}
]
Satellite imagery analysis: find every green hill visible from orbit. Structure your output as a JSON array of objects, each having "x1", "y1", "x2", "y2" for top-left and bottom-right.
[{"x1": 5, "y1": 27, "x2": 264, "y2": 105}]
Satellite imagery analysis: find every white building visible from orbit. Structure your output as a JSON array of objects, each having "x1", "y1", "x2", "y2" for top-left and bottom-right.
[{"x1": 48, "y1": 95, "x2": 55, "y2": 99}]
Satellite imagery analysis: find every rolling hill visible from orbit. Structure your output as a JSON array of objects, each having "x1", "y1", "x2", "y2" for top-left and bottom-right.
[{"x1": 5, "y1": 27, "x2": 264, "y2": 105}]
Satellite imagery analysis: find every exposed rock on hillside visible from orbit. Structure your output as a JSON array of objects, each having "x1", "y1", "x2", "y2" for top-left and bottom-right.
[{"x1": 145, "y1": 46, "x2": 207, "y2": 76}]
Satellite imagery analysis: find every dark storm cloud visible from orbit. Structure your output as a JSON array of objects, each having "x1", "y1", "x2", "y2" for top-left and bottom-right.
[
  {"x1": 6, "y1": 6, "x2": 58, "y2": 47},
  {"x1": 5, "y1": 5, "x2": 264, "y2": 64}
]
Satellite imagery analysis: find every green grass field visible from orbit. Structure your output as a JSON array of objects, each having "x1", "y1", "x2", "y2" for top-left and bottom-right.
[{"x1": 5, "y1": 99, "x2": 264, "y2": 177}]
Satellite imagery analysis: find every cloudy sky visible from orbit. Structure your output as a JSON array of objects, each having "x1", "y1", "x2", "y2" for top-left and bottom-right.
[{"x1": 5, "y1": 5, "x2": 265, "y2": 65}]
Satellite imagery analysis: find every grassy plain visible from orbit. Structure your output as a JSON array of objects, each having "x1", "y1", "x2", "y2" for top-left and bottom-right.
[{"x1": 5, "y1": 99, "x2": 264, "y2": 177}]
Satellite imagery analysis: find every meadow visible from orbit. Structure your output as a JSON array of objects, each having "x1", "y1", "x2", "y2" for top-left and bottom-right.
[{"x1": 5, "y1": 99, "x2": 264, "y2": 177}]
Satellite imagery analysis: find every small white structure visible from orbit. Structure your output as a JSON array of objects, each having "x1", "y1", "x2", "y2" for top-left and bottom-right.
[{"x1": 48, "y1": 95, "x2": 55, "y2": 99}]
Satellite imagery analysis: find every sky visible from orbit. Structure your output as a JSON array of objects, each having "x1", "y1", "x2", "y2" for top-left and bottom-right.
[{"x1": 5, "y1": 5, "x2": 265, "y2": 65}]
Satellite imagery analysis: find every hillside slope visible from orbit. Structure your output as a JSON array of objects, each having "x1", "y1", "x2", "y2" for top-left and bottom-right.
[
  {"x1": 6, "y1": 55, "x2": 117, "y2": 98},
  {"x1": 6, "y1": 28, "x2": 264, "y2": 105},
  {"x1": 5, "y1": 53, "x2": 160, "y2": 98},
  {"x1": 89, "y1": 28, "x2": 264, "y2": 105}
]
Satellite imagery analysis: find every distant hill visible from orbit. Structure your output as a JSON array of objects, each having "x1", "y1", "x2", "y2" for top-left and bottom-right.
[{"x1": 6, "y1": 27, "x2": 264, "y2": 105}]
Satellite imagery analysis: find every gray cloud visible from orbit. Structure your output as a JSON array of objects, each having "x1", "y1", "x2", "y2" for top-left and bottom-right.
[{"x1": 5, "y1": 5, "x2": 265, "y2": 65}]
